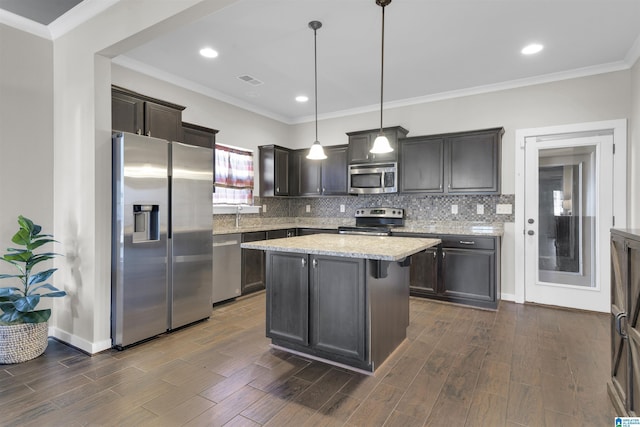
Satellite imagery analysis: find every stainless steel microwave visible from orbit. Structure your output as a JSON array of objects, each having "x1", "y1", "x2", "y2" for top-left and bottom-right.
[{"x1": 348, "y1": 162, "x2": 397, "y2": 194}]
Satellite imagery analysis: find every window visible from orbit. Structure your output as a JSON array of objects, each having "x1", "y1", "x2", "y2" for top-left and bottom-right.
[{"x1": 213, "y1": 144, "x2": 254, "y2": 205}]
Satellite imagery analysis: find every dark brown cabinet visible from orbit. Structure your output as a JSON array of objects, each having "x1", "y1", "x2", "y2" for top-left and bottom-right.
[
  {"x1": 292, "y1": 150, "x2": 322, "y2": 196},
  {"x1": 409, "y1": 246, "x2": 439, "y2": 295},
  {"x1": 241, "y1": 231, "x2": 267, "y2": 295},
  {"x1": 346, "y1": 126, "x2": 409, "y2": 164},
  {"x1": 290, "y1": 145, "x2": 348, "y2": 196},
  {"x1": 259, "y1": 145, "x2": 291, "y2": 197},
  {"x1": 609, "y1": 229, "x2": 640, "y2": 416},
  {"x1": 441, "y1": 239, "x2": 496, "y2": 304},
  {"x1": 400, "y1": 136, "x2": 444, "y2": 193},
  {"x1": 181, "y1": 122, "x2": 218, "y2": 149},
  {"x1": 399, "y1": 127, "x2": 503, "y2": 194},
  {"x1": 266, "y1": 252, "x2": 366, "y2": 362},
  {"x1": 447, "y1": 129, "x2": 501, "y2": 193},
  {"x1": 395, "y1": 232, "x2": 501, "y2": 309},
  {"x1": 241, "y1": 229, "x2": 297, "y2": 295},
  {"x1": 322, "y1": 145, "x2": 349, "y2": 195},
  {"x1": 111, "y1": 86, "x2": 185, "y2": 142}
]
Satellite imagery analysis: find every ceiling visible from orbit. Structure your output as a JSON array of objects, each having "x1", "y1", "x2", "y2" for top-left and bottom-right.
[
  {"x1": 0, "y1": 0, "x2": 82, "y2": 25},
  {"x1": 3, "y1": 0, "x2": 640, "y2": 124}
]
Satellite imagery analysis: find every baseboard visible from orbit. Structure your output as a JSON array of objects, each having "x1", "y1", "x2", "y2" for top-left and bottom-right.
[
  {"x1": 48, "y1": 326, "x2": 112, "y2": 355},
  {"x1": 501, "y1": 292, "x2": 517, "y2": 302}
]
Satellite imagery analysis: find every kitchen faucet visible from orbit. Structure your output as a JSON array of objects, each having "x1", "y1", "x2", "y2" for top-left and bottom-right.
[{"x1": 235, "y1": 205, "x2": 242, "y2": 228}]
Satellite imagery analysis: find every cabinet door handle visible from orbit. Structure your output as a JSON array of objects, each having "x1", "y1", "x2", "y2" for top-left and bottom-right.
[
  {"x1": 136, "y1": 129, "x2": 142, "y2": 135},
  {"x1": 312, "y1": 259, "x2": 318, "y2": 268},
  {"x1": 459, "y1": 241, "x2": 475, "y2": 245},
  {"x1": 442, "y1": 252, "x2": 446, "y2": 259},
  {"x1": 146, "y1": 131, "x2": 151, "y2": 137},
  {"x1": 433, "y1": 251, "x2": 437, "y2": 259},
  {"x1": 616, "y1": 312, "x2": 628, "y2": 338},
  {"x1": 301, "y1": 258, "x2": 307, "y2": 267},
  {"x1": 276, "y1": 187, "x2": 280, "y2": 193},
  {"x1": 317, "y1": 187, "x2": 320, "y2": 192}
]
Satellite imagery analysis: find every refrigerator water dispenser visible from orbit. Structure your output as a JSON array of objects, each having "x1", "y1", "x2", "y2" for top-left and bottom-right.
[{"x1": 133, "y1": 204, "x2": 159, "y2": 243}]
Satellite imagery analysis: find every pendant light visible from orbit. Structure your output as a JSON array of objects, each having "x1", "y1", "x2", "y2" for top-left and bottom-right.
[
  {"x1": 370, "y1": 0, "x2": 393, "y2": 154},
  {"x1": 306, "y1": 20, "x2": 327, "y2": 160}
]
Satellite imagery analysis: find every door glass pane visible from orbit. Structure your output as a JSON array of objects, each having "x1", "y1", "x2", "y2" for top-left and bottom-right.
[{"x1": 538, "y1": 146, "x2": 596, "y2": 287}]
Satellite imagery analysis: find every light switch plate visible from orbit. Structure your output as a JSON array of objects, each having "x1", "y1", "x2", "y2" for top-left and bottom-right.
[
  {"x1": 451, "y1": 204, "x2": 458, "y2": 214},
  {"x1": 306, "y1": 205, "x2": 311, "y2": 213},
  {"x1": 477, "y1": 204, "x2": 484, "y2": 215},
  {"x1": 340, "y1": 204, "x2": 346, "y2": 213},
  {"x1": 262, "y1": 204, "x2": 267, "y2": 213},
  {"x1": 496, "y1": 203, "x2": 513, "y2": 214}
]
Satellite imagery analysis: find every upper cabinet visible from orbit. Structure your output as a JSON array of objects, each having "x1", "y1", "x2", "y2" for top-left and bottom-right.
[
  {"x1": 290, "y1": 145, "x2": 348, "y2": 196},
  {"x1": 400, "y1": 136, "x2": 445, "y2": 193},
  {"x1": 181, "y1": 122, "x2": 218, "y2": 149},
  {"x1": 321, "y1": 145, "x2": 349, "y2": 195},
  {"x1": 400, "y1": 127, "x2": 503, "y2": 195},
  {"x1": 111, "y1": 86, "x2": 185, "y2": 142},
  {"x1": 346, "y1": 126, "x2": 409, "y2": 164},
  {"x1": 259, "y1": 145, "x2": 291, "y2": 197}
]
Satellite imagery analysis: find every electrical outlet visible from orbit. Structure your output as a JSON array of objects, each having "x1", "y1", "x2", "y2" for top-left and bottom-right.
[
  {"x1": 451, "y1": 204, "x2": 458, "y2": 215},
  {"x1": 340, "y1": 204, "x2": 346, "y2": 213},
  {"x1": 305, "y1": 205, "x2": 311, "y2": 213},
  {"x1": 262, "y1": 204, "x2": 267, "y2": 213},
  {"x1": 476, "y1": 204, "x2": 484, "y2": 215},
  {"x1": 496, "y1": 204, "x2": 513, "y2": 215}
]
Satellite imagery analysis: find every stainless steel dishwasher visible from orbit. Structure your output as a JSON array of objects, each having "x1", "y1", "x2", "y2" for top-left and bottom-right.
[{"x1": 212, "y1": 233, "x2": 242, "y2": 304}]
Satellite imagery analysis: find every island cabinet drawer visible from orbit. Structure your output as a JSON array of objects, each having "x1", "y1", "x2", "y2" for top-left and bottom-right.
[{"x1": 440, "y1": 235, "x2": 495, "y2": 250}]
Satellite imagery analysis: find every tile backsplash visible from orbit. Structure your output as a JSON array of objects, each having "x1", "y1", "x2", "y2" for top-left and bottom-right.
[{"x1": 253, "y1": 194, "x2": 515, "y2": 223}]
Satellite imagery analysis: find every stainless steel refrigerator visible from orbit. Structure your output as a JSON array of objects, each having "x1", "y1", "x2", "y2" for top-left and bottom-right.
[{"x1": 111, "y1": 131, "x2": 213, "y2": 348}]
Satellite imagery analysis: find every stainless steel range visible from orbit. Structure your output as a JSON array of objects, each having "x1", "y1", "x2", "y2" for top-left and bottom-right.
[{"x1": 338, "y1": 207, "x2": 405, "y2": 236}]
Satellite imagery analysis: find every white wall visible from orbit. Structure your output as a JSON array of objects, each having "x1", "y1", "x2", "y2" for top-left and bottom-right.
[
  {"x1": 0, "y1": 24, "x2": 54, "y2": 286},
  {"x1": 631, "y1": 58, "x2": 640, "y2": 228}
]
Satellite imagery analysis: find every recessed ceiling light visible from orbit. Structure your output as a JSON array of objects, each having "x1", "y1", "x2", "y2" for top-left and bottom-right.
[
  {"x1": 295, "y1": 95, "x2": 309, "y2": 103},
  {"x1": 521, "y1": 43, "x2": 543, "y2": 55},
  {"x1": 199, "y1": 47, "x2": 218, "y2": 58}
]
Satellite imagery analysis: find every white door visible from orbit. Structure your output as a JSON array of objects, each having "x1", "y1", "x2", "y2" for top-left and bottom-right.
[{"x1": 524, "y1": 134, "x2": 613, "y2": 312}]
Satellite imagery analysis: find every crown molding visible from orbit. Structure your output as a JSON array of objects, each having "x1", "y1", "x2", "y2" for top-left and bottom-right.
[
  {"x1": 625, "y1": 33, "x2": 640, "y2": 68},
  {"x1": 49, "y1": 0, "x2": 120, "y2": 39},
  {"x1": 0, "y1": 9, "x2": 51, "y2": 39},
  {"x1": 291, "y1": 61, "x2": 633, "y2": 124},
  {"x1": 0, "y1": 0, "x2": 120, "y2": 40},
  {"x1": 112, "y1": 55, "x2": 292, "y2": 124}
]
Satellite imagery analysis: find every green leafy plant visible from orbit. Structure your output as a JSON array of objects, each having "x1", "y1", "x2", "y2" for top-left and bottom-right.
[{"x1": 0, "y1": 216, "x2": 66, "y2": 325}]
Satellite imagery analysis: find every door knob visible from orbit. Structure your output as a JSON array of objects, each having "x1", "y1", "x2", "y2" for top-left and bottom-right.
[{"x1": 527, "y1": 230, "x2": 535, "y2": 236}]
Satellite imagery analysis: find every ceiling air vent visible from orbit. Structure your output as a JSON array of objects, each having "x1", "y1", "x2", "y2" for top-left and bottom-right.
[{"x1": 237, "y1": 74, "x2": 263, "y2": 86}]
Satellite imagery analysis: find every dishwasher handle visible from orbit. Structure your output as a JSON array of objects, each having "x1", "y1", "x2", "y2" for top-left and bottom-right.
[{"x1": 213, "y1": 239, "x2": 240, "y2": 247}]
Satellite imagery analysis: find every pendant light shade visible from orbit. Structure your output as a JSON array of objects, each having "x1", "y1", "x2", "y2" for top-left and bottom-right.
[
  {"x1": 307, "y1": 141, "x2": 326, "y2": 159},
  {"x1": 370, "y1": 0, "x2": 392, "y2": 155},
  {"x1": 306, "y1": 20, "x2": 327, "y2": 160}
]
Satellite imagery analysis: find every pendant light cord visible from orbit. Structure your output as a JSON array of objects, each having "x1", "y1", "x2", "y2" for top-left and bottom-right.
[
  {"x1": 379, "y1": 3, "x2": 385, "y2": 134},
  {"x1": 314, "y1": 26, "x2": 319, "y2": 142}
]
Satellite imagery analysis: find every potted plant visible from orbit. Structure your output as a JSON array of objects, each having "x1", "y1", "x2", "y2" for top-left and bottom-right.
[{"x1": 0, "y1": 216, "x2": 66, "y2": 364}]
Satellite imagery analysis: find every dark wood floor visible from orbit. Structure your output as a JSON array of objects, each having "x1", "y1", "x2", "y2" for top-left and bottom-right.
[{"x1": 1, "y1": 292, "x2": 615, "y2": 426}]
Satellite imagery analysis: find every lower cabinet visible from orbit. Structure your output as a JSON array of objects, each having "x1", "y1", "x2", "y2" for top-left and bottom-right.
[
  {"x1": 266, "y1": 252, "x2": 366, "y2": 362},
  {"x1": 241, "y1": 231, "x2": 266, "y2": 295},
  {"x1": 609, "y1": 229, "x2": 640, "y2": 416},
  {"x1": 241, "y1": 229, "x2": 297, "y2": 295},
  {"x1": 397, "y1": 233, "x2": 501, "y2": 309}
]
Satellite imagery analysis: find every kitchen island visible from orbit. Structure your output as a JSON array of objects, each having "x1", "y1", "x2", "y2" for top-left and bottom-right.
[{"x1": 241, "y1": 234, "x2": 440, "y2": 374}]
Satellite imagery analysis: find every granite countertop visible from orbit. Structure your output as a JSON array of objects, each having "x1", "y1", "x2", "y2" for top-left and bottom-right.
[
  {"x1": 240, "y1": 234, "x2": 441, "y2": 261},
  {"x1": 215, "y1": 222, "x2": 503, "y2": 237}
]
